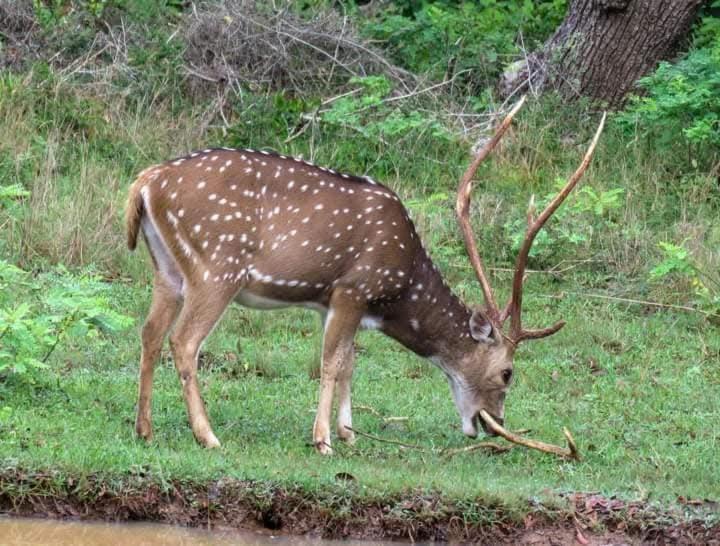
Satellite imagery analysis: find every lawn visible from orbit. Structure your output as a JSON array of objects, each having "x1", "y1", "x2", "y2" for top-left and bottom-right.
[{"x1": 2, "y1": 270, "x2": 718, "y2": 509}]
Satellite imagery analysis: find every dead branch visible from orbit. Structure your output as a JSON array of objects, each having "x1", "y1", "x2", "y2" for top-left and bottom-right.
[
  {"x1": 344, "y1": 426, "x2": 426, "y2": 451},
  {"x1": 540, "y1": 291, "x2": 716, "y2": 317},
  {"x1": 353, "y1": 404, "x2": 408, "y2": 423},
  {"x1": 479, "y1": 410, "x2": 580, "y2": 461},
  {"x1": 442, "y1": 442, "x2": 512, "y2": 457},
  {"x1": 182, "y1": 1, "x2": 416, "y2": 97},
  {"x1": 345, "y1": 426, "x2": 515, "y2": 457}
]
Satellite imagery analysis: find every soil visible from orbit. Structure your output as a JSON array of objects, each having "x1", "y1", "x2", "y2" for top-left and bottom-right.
[{"x1": 1, "y1": 468, "x2": 718, "y2": 545}]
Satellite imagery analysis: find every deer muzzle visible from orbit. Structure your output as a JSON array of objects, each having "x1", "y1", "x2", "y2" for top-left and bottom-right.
[{"x1": 478, "y1": 412, "x2": 504, "y2": 437}]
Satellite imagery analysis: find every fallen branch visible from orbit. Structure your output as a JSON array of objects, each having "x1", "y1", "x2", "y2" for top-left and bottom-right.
[
  {"x1": 354, "y1": 404, "x2": 408, "y2": 423},
  {"x1": 442, "y1": 442, "x2": 512, "y2": 457},
  {"x1": 344, "y1": 426, "x2": 425, "y2": 450},
  {"x1": 540, "y1": 291, "x2": 715, "y2": 317},
  {"x1": 345, "y1": 426, "x2": 514, "y2": 457},
  {"x1": 479, "y1": 410, "x2": 580, "y2": 461}
]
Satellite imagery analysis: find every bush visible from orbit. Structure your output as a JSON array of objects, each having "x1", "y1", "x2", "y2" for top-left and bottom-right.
[
  {"x1": 361, "y1": 1, "x2": 566, "y2": 100},
  {"x1": 649, "y1": 241, "x2": 720, "y2": 317},
  {"x1": 618, "y1": 13, "x2": 720, "y2": 167},
  {"x1": 0, "y1": 260, "x2": 133, "y2": 381},
  {"x1": 503, "y1": 181, "x2": 625, "y2": 266}
]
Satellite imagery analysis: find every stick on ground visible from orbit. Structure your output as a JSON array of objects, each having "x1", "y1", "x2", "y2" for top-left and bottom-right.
[{"x1": 479, "y1": 410, "x2": 580, "y2": 461}]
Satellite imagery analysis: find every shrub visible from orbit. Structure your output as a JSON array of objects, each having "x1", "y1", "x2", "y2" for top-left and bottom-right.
[
  {"x1": 361, "y1": 1, "x2": 566, "y2": 100},
  {"x1": 649, "y1": 241, "x2": 720, "y2": 317},
  {"x1": 0, "y1": 260, "x2": 133, "y2": 381},
  {"x1": 618, "y1": 13, "x2": 720, "y2": 167},
  {"x1": 503, "y1": 182, "x2": 625, "y2": 265}
]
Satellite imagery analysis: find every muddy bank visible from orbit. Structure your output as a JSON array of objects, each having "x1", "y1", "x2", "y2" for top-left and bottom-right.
[{"x1": 0, "y1": 468, "x2": 717, "y2": 544}]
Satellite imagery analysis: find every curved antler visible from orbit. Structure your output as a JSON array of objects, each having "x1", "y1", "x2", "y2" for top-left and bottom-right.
[
  {"x1": 505, "y1": 112, "x2": 607, "y2": 343},
  {"x1": 456, "y1": 96, "x2": 526, "y2": 323}
]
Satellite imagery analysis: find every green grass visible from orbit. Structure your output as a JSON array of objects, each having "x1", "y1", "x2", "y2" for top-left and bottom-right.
[{"x1": 1, "y1": 271, "x2": 718, "y2": 509}]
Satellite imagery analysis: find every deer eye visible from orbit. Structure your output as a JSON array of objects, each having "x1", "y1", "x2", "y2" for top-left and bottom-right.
[{"x1": 501, "y1": 369, "x2": 513, "y2": 384}]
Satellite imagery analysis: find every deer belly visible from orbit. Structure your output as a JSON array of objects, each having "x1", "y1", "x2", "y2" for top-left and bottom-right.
[{"x1": 234, "y1": 289, "x2": 327, "y2": 313}]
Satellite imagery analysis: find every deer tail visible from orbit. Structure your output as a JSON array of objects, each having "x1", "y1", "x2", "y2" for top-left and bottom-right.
[{"x1": 125, "y1": 176, "x2": 146, "y2": 251}]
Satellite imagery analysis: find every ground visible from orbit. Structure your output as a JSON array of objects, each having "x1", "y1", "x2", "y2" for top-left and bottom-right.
[{"x1": 1, "y1": 274, "x2": 718, "y2": 543}]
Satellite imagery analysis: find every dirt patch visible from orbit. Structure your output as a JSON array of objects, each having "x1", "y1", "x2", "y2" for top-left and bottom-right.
[{"x1": 0, "y1": 468, "x2": 717, "y2": 544}]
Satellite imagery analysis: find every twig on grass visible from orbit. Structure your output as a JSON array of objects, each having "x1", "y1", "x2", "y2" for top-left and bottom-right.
[
  {"x1": 353, "y1": 404, "x2": 408, "y2": 423},
  {"x1": 345, "y1": 426, "x2": 513, "y2": 458},
  {"x1": 489, "y1": 258, "x2": 600, "y2": 277},
  {"x1": 540, "y1": 291, "x2": 715, "y2": 317},
  {"x1": 479, "y1": 410, "x2": 580, "y2": 461},
  {"x1": 344, "y1": 426, "x2": 426, "y2": 451},
  {"x1": 442, "y1": 442, "x2": 512, "y2": 457}
]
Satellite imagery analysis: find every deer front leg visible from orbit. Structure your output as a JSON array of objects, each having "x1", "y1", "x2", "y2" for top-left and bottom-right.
[{"x1": 313, "y1": 289, "x2": 364, "y2": 455}]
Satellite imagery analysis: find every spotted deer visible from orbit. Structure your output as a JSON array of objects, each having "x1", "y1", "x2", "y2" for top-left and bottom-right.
[{"x1": 126, "y1": 98, "x2": 605, "y2": 454}]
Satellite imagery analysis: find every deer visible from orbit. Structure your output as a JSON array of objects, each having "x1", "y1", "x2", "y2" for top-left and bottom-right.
[{"x1": 125, "y1": 97, "x2": 605, "y2": 455}]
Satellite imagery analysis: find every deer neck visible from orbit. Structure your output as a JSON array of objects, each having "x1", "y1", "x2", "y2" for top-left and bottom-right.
[{"x1": 374, "y1": 250, "x2": 474, "y2": 360}]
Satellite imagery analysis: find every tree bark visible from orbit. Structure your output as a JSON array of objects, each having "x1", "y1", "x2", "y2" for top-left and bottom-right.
[{"x1": 501, "y1": 0, "x2": 707, "y2": 107}]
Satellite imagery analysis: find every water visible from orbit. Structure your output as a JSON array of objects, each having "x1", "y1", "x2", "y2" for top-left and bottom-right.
[{"x1": 0, "y1": 517, "x2": 396, "y2": 546}]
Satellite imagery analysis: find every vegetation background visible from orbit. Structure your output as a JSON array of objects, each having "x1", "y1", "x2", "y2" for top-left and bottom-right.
[{"x1": 0, "y1": 0, "x2": 719, "y2": 539}]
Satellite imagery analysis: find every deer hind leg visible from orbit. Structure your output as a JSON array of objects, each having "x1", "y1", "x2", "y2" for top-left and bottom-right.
[
  {"x1": 135, "y1": 274, "x2": 182, "y2": 441},
  {"x1": 313, "y1": 289, "x2": 364, "y2": 455},
  {"x1": 169, "y1": 284, "x2": 237, "y2": 448}
]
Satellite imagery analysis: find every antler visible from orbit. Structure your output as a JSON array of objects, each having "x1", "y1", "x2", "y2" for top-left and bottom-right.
[
  {"x1": 456, "y1": 96, "x2": 526, "y2": 323},
  {"x1": 479, "y1": 410, "x2": 580, "y2": 460},
  {"x1": 504, "y1": 112, "x2": 607, "y2": 343}
]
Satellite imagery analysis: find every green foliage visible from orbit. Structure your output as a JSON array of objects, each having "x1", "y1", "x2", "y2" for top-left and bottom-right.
[
  {"x1": 0, "y1": 184, "x2": 29, "y2": 207},
  {"x1": 0, "y1": 261, "x2": 133, "y2": 381},
  {"x1": 650, "y1": 241, "x2": 720, "y2": 316},
  {"x1": 32, "y1": 0, "x2": 185, "y2": 29},
  {"x1": 361, "y1": 1, "x2": 566, "y2": 97},
  {"x1": 321, "y1": 75, "x2": 453, "y2": 142},
  {"x1": 32, "y1": 0, "x2": 70, "y2": 29},
  {"x1": 618, "y1": 40, "x2": 720, "y2": 162},
  {"x1": 693, "y1": 1, "x2": 720, "y2": 49},
  {"x1": 225, "y1": 78, "x2": 466, "y2": 189},
  {"x1": 503, "y1": 182, "x2": 624, "y2": 264}
]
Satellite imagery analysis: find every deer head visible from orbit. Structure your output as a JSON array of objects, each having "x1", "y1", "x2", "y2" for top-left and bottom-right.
[{"x1": 449, "y1": 97, "x2": 606, "y2": 437}]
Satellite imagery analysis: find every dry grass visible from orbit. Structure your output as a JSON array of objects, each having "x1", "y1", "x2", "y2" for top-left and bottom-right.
[{"x1": 0, "y1": 0, "x2": 39, "y2": 71}]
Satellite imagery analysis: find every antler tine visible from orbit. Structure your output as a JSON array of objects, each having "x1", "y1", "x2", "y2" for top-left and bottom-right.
[
  {"x1": 505, "y1": 112, "x2": 607, "y2": 342},
  {"x1": 456, "y1": 96, "x2": 526, "y2": 322}
]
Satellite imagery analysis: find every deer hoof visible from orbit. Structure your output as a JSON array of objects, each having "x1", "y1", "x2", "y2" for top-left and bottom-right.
[
  {"x1": 204, "y1": 435, "x2": 221, "y2": 449},
  {"x1": 135, "y1": 419, "x2": 153, "y2": 442},
  {"x1": 315, "y1": 440, "x2": 333, "y2": 455},
  {"x1": 337, "y1": 428, "x2": 356, "y2": 445}
]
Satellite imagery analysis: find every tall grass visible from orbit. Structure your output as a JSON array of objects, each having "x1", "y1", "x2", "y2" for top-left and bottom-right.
[{"x1": 2, "y1": 64, "x2": 719, "y2": 311}]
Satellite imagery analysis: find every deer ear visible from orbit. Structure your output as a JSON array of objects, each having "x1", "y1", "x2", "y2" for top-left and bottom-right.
[{"x1": 469, "y1": 310, "x2": 496, "y2": 343}]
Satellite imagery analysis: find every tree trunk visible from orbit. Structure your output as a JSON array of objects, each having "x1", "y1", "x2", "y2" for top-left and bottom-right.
[{"x1": 501, "y1": 0, "x2": 707, "y2": 107}]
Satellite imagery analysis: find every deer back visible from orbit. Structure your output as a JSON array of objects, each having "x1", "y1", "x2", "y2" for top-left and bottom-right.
[{"x1": 127, "y1": 148, "x2": 424, "y2": 308}]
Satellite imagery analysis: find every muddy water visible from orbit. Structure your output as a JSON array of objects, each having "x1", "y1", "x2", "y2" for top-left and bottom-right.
[{"x1": 0, "y1": 517, "x2": 407, "y2": 546}]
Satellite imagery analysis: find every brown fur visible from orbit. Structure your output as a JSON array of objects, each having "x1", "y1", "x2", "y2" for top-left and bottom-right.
[{"x1": 126, "y1": 148, "x2": 515, "y2": 452}]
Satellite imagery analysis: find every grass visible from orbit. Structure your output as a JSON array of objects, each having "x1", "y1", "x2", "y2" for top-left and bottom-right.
[
  {"x1": 1, "y1": 271, "x2": 718, "y2": 510},
  {"x1": 1, "y1": 15, "x2": 719, "y2": 532}
]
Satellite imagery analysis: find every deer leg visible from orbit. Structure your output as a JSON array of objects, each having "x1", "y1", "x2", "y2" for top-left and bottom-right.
[
  {"x1": 335, "y1": 346, "x2": 356, "y2": 444},
  {"x1": 136, "y1": 274, "x2": 182, "y2": 441},
  {"x1": 313, "y1": 289, "x2": 364, "y2": 455},
  {"x1": 169, "y1": 285, "x2": 235, "y2": 448}
]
